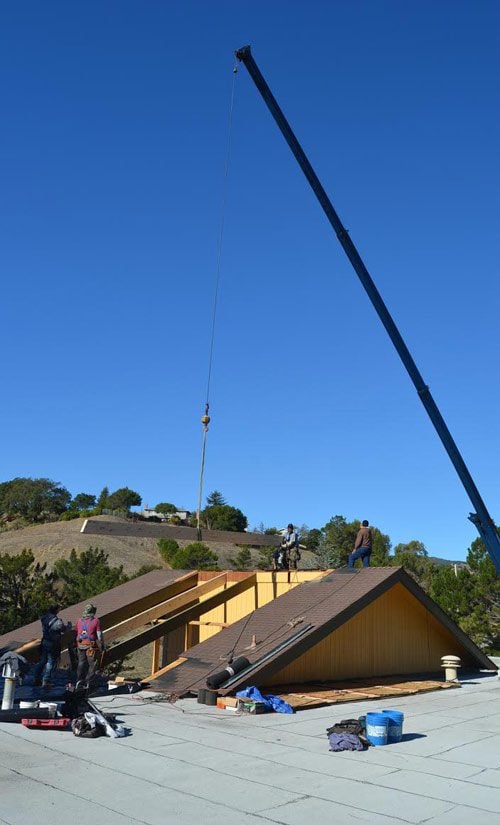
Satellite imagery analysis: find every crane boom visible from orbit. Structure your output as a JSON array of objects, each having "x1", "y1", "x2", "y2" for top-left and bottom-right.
[{"x1": 236, "y1": 44, "x2": 500, "y2": 572}]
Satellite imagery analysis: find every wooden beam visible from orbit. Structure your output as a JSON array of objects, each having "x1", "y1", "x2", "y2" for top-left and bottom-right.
[
  {"x1": 17, "y1": 571, "x2": 203, "y2": 667},
  {"x1": 97, "y1": 571, "x2": 199, "y2": 631},
  {"x1": 106, "y1": 573, "x2": 256, "y2": 663},
  {"x1": 188, "y1": 620, "x2": 229, "y2": 628},
  {"x1": 151, "y1": 638, "x2": 162, "y2": 675},
  {"x1": 103, "y1": 573, "x2": 228, "y2": 643},
  {"x1": 150, "y1": 656, "x2": 188, "y2": 681}
]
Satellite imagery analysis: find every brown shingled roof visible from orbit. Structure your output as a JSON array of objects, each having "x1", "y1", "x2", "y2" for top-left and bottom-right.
[
  {"x1": 152, "y1": 567, "x2": 496, "y2": 696},
  {"x1": 0, "y1": 569, "x2": 193, "y2": 651}
]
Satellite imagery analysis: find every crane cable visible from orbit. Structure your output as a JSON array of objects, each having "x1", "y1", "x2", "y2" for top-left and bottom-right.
[{"x1": 196, "y1": 60, "x2": 239, "y2": 536}]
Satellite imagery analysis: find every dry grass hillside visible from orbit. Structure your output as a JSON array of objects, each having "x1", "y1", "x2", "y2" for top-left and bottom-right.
[
  {"x1": 0, "y1": 515, "x2": 319, "y2": 574},
  {"x1": 0, "y1": 516, "x2": 166, "y2": 574}
]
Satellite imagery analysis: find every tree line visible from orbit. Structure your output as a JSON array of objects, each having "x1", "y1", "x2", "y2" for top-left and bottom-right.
[
  {"x1": 0, "y1": 477, "x2": 142, "y2": 523},
  {"x1": 0, "y1": 479, "x2": 248, "y2": 533},
  {"x1": 0, "y1": 547, "x2": 158, "y2": 637}
]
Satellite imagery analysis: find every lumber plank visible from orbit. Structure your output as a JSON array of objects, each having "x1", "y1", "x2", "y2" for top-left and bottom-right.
[
  {"x1": 103, "y1": 573, "x2": 227, "y2": 643},
  {"x1": 188, "y1": 620, "x2": 230, "y2": 628},
  {"x1": 107, "y1": 573, "x2": 256, "y2": 663},
  {"x1": 150, "y1": 657, "x2": 188, "y2": 681}
]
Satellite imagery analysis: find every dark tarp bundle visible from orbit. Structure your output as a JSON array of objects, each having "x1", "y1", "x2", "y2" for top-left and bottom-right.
[
  {"x1": 326, "y1": 718, "x2": 370, "y2": 751},
  {"x1": 328, "y1": 732, "x2": 365, "y2": 752}
]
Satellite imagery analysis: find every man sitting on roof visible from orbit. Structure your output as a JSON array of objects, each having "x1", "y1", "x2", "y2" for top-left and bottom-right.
[{"x1": 284, "y1": 523, "x2": 300, "y2": 569}]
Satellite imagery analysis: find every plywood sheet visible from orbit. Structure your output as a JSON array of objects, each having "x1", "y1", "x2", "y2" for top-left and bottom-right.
[{"x1": 273, "y1": 677, "x2": 460, "y2": 710}]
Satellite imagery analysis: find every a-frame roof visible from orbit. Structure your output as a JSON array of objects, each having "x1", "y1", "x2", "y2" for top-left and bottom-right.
[{"x1": 153, "y1": 567, "x2": 496, "y2": 696}]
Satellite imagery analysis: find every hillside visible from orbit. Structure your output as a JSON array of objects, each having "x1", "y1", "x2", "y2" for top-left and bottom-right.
[
  {"x1": 0, "y1": 516, "x2": 163, "y2": 573},
  {"x1": 0, "y1": 515, "x2": 318, "y2": 574}
]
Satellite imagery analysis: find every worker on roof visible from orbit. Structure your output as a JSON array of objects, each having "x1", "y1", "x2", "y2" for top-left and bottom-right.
[
  {"x1": 348, "y1": 520, "x2": 373, "y2": 568},
  {"x1": 33, "y1": 604, "x2": 71, "y2": 690},
  {"x1": 284, "y1": 523, "x2": 301, "y2": 570},
  {"x1": 75, "y1": 604, "x2": 105, "y2": 687}
]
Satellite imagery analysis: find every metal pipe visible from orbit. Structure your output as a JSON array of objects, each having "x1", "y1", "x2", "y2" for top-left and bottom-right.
[
  {"x1": 235, "y1": 45, "x2": 500, "y2": 572},
  {"x1": 1, "y1": 662, "x2": 16, "y2": 710}
]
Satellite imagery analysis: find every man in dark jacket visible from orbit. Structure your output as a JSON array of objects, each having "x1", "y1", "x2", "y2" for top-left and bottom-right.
[
  {"x1": 348, "y1": 520, "x2": 373, "y2": 568},
  {"x1": 33, "y1": 605, "x2": 70, "y2": 689}
]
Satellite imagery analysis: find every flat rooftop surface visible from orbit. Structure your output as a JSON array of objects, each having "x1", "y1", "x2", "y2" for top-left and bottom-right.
[{"x1": 1, "y1": 664, "x2": 500, "y2": 825}]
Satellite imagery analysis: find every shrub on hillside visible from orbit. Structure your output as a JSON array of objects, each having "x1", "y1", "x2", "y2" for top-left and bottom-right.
[
  {"x1": 131, "y1": 564, "x2": 162, "y2": 578},
  {"x1": 157, "y1": 538, "x2": 180, "y2": 564},
  {"x1": 53, "y1": 547, "x2": 128, "y2": 604},
  {"x1": 256, "y1": 546, "x2": 274, "y2": 570},
  {"x1": 170, "y1": 542, "x2": 219, "y2": 570},
  {"x1": 230, "y1": 547, "x2": 253, "y2": 570}
]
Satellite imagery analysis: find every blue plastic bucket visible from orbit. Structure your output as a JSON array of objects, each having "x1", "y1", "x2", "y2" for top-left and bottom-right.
[
  {"x1": 365, "y1": 712, "x2": 389, "y2": 745},
  {"x1": 382, "y1": 709, "x2": 404, "y2": 743}
]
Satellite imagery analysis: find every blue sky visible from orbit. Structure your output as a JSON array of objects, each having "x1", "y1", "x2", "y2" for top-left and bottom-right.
[{"x1": 2, "y1": 2, "x2": 499, "y2": 560}]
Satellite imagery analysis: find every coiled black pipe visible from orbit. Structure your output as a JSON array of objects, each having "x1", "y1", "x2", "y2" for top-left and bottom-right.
[{"x1": 206, "y1": 656, "x2": 249, "y2": 690}]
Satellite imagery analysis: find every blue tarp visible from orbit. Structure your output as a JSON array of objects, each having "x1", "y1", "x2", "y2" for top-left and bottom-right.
[{"x1": 236, "y1": 686, "x2": 294, "y2": 714}]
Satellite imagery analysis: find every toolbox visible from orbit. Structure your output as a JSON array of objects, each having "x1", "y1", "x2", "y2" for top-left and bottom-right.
[
  {"x1": 236, "y1": 699, "x2": 270, "y2": 714},
  {"x1": 21, "y1": 718, "x2": 71, "y2": 729}
]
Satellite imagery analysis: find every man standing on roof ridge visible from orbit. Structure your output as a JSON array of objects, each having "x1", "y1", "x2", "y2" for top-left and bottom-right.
[{"x1": 348, "y1": 520, "x2": 373, "y2": 568}]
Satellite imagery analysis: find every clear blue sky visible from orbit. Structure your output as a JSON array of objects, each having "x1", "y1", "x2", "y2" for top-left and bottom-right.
[{"x1": 2, "y1": 2, "x2": 499, "y2": 560}]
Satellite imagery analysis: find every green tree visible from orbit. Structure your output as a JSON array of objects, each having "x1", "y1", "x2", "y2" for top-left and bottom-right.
[
  {"x1": 317, "y1": 515, "x2": 390, "y2": 568},
  {"x1": 71, "y1": 493, "x2": 96, "y2": 511},
  {"x1": 107, "y1": 487, "x2": 142, "y2": 511},
  {"x1": 231, "y1": 547, "x2": 253, "y2": 570},
  {"x1": 59, "y1": 510, "x2": 81, "y2": 521},
  {"x1": 206, "y1": 490, "x2": 226, "y2": 507},
  {"x1": 95, "y1": 486, "x2": 110, "y2": 513},
  {"x1": 0, "y1": 477, "x2": 71, "y2": 522},
  {"x1": 464, "y1": 537, "x2": 500, "y2": 649},
  {"x1": 431, "y1": 565, "x2": 474, "y2": 621},
  {"x1": 318, "y1": 515, "x2": 357, "y2": 568},
  {"x1": 201, "y1": 504, "x2": 248, "y2": 532},
  {"x1": 301, "y1": 527, "x2": 321, "y2": 551},
  {"x1": 428, "y1": 535, "x2": 499, "y2": 651},
  {"x1": 370, "y1": 528, "x2": 391, "y2": 566},
  {"x1": 0, "y1": 550, "x2": 57, "y2": 634},
  {"x1": 170, "y1": 542, "x2": 219, "y2": 570},
  {"x1": 157, "y1": 538, "x2": 180, "y2": 564},
  {"x1": 256, "y1": 545, "x2": 275, "y2": 570},
  {"x1": 155, "y1": 502, "x2": 177, "y2": 515},
  {"x1": 392, "y1": 540, "x2": 436, "y2": 590},
  {"x1": 53, "y1": 548, "x2": 128, "y2": 604},
  {"x1": 253, "y1": 523, "x2": 279, "y2": 535}
]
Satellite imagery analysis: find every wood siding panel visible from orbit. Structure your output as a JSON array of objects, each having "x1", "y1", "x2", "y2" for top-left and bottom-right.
[
  {"x1": 266, "y1": 583, "x2": 477, "y2": 685},
  {"x1": 197, "y1": 572, "x2": 323, "y2": 642},
  {"x1": 198, "y1": 584, "x2": 257, "y2": 641}
]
